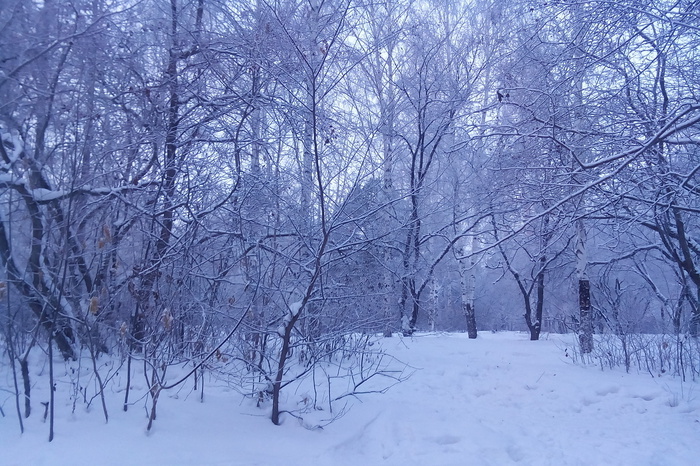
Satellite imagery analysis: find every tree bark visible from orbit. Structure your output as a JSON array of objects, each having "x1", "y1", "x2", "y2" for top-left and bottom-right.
[
  {"x1": 579, "y1": 279, "x2": 593, "y2": 353},
  {"x1": 459, "y1": 238, "x2": 477, "y2": 339},
  {"x1": 577, "y1": 220, "x2": 593, "y2": 353}
]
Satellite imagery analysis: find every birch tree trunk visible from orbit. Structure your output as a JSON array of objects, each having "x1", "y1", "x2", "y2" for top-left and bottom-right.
[
  {"x1": 428, "y1": 277, "x2": 439, "y2": 332},
  {"x1": 459, "y1": 235, "x2": 478, "y2": 339}
]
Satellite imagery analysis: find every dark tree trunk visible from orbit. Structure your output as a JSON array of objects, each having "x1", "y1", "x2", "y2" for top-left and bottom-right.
[
  {"x1": 465, "y1": 303, "x2": 477, "y2": 339},
  {"x1": 523, "y1": 296, "x2": 536, "y2": 340},
  {"x1": 20, "y1": 359, "x2": 30, "y2": 418},
  {"x1": 576, "y1": 220, "x2": 593, "y2": 353},
  {"x1": 131, "y1": 0, "x2": 183, "y2": 349},
  {"x1": 531, "y1": 257, "x2": 546, "y2": 341},
  {"x1": 579, "y1": 279, "x2": 593, "y2": 353},
  {"x1": 408, "y1": 282, "x2": 419, "y2": 334},
  {"x1": 271, "y1": 306, "x2": 303, "y2": 425}
]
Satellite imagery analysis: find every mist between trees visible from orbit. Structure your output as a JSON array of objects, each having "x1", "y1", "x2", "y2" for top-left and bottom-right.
[{"x1": 1, "y1": 0, "x2": 699, "y2": 433}]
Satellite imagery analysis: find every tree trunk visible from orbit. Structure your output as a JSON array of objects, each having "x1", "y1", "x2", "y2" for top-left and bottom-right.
[
  {"x1": 132, "y1": 0, "x2": 183, "y2": 350},
  {"x1": 532, "y1": 261, "x2": 545, "y2": 341},
  {"x1": 576, "y1": 220, "x2": 593, "y2": 353},
  {"x1": 20, "y1": 359, "x2": 30, "y2": 418},
  {"x1": 579, "y1": 279, "x2": 593, "y2": 352},
  {"x1": 690, "y1": 284, "x2": 700, "y2": 338},
  {"x1": 428, "y1": 277, "x2": 438, "y2": 332},
  {"x1": 459, "y1": 237, "x2": 477, "y2": 339},
  {"x1": 0, "y1": 212, "x2": 76, "y2": 360}
]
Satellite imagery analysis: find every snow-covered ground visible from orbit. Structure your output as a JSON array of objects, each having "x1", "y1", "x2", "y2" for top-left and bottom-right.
[{"x1": 2, "y1": 332, "x2": 699, "y2": 465}]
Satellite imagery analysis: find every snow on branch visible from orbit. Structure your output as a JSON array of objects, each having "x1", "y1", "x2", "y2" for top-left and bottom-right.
[
  {"x1": 0, "y1": 174, "x2": 146, "y2": 204},
  {"x1": 0, "y1": 126, "x2": 23, "y2": 164}
]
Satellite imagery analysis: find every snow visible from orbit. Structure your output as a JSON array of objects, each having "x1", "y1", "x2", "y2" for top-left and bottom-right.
[
  {"x1": 289, "y1": 300, "x2": 303, "y2": 318},
  {"x1": 0, "y1": 127, "x2": 23, "y2": 162},
  {"x1": 0, "y1": 173, "x2": 19, "y2": 184},
  {"x1": 31, "y1": 188, "x2": 68, "y2": 202},
  {"x1": 279, "y1": 300, "x2": 303, "y2": 335},
  {"x1": 1, "y1": 332, "x2": 699, "y2": 465}
]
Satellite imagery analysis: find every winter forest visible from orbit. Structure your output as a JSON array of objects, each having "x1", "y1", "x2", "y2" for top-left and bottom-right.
[{"x1": 1, "y1": 0, "x2": 700, "y2": 461}]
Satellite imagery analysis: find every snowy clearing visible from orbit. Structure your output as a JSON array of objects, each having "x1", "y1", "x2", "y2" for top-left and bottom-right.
[{"x1": 2, "y1": 332, "x2": 699, "y2": 466}]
